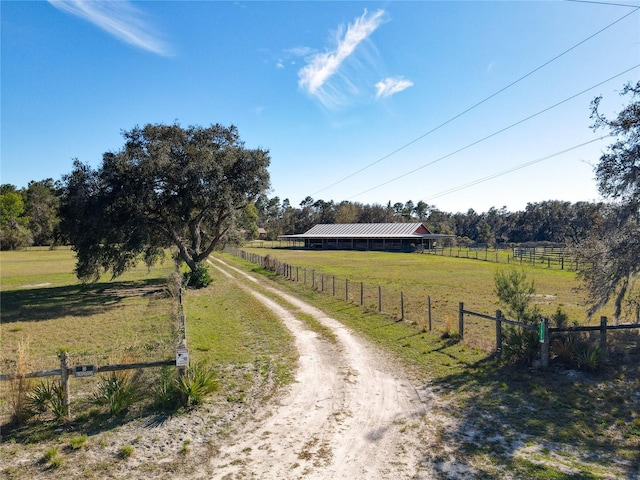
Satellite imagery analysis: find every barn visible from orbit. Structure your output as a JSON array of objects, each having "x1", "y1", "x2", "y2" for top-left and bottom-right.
[{"x1": 279, "y1": 223, "x2": 455, "y2": 252}]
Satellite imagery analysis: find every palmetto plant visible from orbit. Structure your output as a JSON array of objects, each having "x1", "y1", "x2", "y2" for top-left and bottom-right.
[
  {"x1": 93, "y1": 370, "x2": 141, "y2": 416},
  {"x1": 176, "y1": 361, "x2": 219, "y2": 408}
]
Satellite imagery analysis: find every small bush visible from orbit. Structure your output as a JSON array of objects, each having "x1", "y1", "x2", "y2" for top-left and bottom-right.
[
  {"x1": 49, "y1": 381, "x2": 67, "y2": 420},
  {"x1": 93, "y1": 370, "x2": 140, "y2": 416},
  {"x1": 183, "y1": 262, "x2": 212, "y2": 289},
  {"x1": 28, "y1": 380, "x2": 54, "y2": 414},
  {"x1": 502, "y1": 326, "x2": 540, "y2": 364},
  {"x1": 263, "y1": 255, "x2": 277, "y2": 272},
  {"x1": 28, "y1": 379, "x2": 67, "y2": 421},
  {"x1": 152, "y1": 367, "x2": 181, "y2": 411},
  {"x1": 551, "y1": 333, "x2": 604, "y2": 371},
  {"x1": 574, "y1": 343, "x2": 603, "y2": 371},
  {"x1": 177, "y1": 361, "x2": 219, "y2": 408}
]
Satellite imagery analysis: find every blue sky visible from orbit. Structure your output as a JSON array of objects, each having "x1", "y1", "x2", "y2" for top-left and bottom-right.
[{"x1": 2, "y1": 1, "x2": 639, "y2": 214}]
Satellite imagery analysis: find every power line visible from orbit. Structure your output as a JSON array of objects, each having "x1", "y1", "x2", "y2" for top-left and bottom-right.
[
  {"x1": 566, "y1": 0, "x2": 640, "y2": 8},
  {"x1": 423, "y1": 136, "x2": 610, "y2": 202},
  {"x1": 311, "y1": 7, "x2": 639, "y2": 197},
  {"x1": 346, "y1": 64, "x2": 640, "y2": 200}
]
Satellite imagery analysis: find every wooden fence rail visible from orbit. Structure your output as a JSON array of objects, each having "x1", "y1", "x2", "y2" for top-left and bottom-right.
[
  {"x1": 460, "y1": 303, "x2": 640, "y2": 367},
  {"x1": 0, "y1": 352, "x2": 177, "y2": 420}
]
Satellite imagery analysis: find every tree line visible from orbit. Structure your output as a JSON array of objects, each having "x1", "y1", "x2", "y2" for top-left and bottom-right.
[
  {"x1": 253, "y1": 195, "x2": 605, "y2": 246},
  {"x1": 0, "y1": 180, "x2": 608, "y2": 250}
]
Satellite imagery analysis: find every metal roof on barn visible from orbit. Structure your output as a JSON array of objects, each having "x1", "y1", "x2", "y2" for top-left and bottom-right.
[{"x1": 296, "y1": 223, "x2": 431, "y2": 238}]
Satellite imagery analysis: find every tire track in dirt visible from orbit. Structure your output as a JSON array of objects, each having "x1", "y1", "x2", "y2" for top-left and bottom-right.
[{"x1": 206, "y1": 257, "x2": 438, "y2": 479}]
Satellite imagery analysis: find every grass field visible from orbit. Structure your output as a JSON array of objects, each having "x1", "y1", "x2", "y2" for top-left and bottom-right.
[{"x1": 240, "y1": 247, "x2": 596, "y2": 318}]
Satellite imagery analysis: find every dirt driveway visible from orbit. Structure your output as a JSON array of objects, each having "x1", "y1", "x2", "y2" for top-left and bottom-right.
[{"x1": 204, "y1": 257, "x2": 462, "y2": 479}]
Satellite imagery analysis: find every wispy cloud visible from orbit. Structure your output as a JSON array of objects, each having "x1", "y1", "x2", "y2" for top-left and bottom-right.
[
  {"x1": 48, "y1": 0, "x2": 173, "y2": 57},
  {"x1": 298, "y1": 9, "x2": 386, "y2": 107},
  {"x1": 375, "y1": 77, "x2": 414, "y2": 99}
]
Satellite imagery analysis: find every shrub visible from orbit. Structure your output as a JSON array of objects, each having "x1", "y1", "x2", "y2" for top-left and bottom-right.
[
  {"x1": 176, "y1": 361, "x2": 219, "y2": 408},
  {"x1": 28, "y1": 380, "x2": 54, "y2": 414},
  {"x1": 494, "y1": 268, "x2": 537, "y2": 322},
  {"x1": 183, "y1": 262, "x2": 212, "y2": 289},
  {"x1": 551, "y1": 332, "x2": 604, "y2": 371},
  {"x1": 502, "y1": 326, "x2": 540, "y2": 365},
  {"x1": 152, "y1": 367, "x2": 181, "y2": 411},
  {"x1": 263, "y1": 254, "x2": 277, "y2": 272},
  {"x1": 574, "y1": 341, "x2": 603, "y2": 371},
  {"x1": 495, "y1": 269, "x2": 543, "y2": 365},
  {"x1": 93, "y1": 370, "x2": 141, "y2": 416},
  {"x1": 28, "y1": 379, "x2": 67, "y2": 421}
]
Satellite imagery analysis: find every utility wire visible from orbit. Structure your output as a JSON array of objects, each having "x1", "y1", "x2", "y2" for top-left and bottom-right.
[
  {"x1": 423, "y1": 135, "x2": 610, "y2": 202},
  {"x1": 311, "y1": 6, "x2": 639, "y2": 197},
  {"x1": 566, "y1": 0, "x2": 640, "y2": 8},
  {"x1": 347, "y1": 64, "x2": 640, "y2": 200}
]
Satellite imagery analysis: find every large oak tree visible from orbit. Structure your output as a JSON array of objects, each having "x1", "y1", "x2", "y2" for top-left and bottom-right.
[{"x1": 59, "y1": 123, "x2": 270, "y2": 284}]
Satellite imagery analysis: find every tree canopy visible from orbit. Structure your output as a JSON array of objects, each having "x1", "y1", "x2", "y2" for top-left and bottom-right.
[
  {"x1": 576, "y1": 82, "x2": 640, "y2": 321},
  {"x1": 59, "y1": 123, "x2": 270, "y2": 284}
]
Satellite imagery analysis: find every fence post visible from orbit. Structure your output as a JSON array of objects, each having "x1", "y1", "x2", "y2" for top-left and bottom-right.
[
  {"x1": 400, "y1": 291, "x2": 405, "y2": 321},
  {"x1": 600, "y1": 316, "x2": 608, "y2": 359},
  {"x1": 378, "y1": 286, "x2": 382, "y2": 312},
  {"x1": 332, "y1": 276, "x2": 336, "y2": 296},
  {"x1": 360, "y1": 282, "x2": 364, "y2": 306},
  {"x1": 427, "y1": 296, "x2": 432, "y2": 331},
  {"x1": 321, "y1": 274, "x2": 324, "y2": 292},
  {"x1": 59, "y1": 351, "x2": 70, "y2": 420},
  {"x1": 496, "y1": 310, "x2": 502, "y2": 356},
  {"x1": 540, "y1": 318, "x2": 549, "y2": 368},
  {"x1": 458, "y1": 302, "x2": 464, "y2": 339}
]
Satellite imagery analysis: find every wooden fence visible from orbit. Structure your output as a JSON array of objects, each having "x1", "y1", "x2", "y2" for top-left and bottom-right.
[
  {"x1": 0, "y1": 353, "x2": 177, "y2": 420},
  {"x1": 425, "y1": 246, "x2": 577, "y2": 270},
  {"x1": 460, "y1": 303, "x2": 640, "y2": 367}
]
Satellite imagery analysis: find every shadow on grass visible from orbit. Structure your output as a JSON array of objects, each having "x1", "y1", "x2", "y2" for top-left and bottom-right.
[
  {"x1": 0, "y1": 278, "x2": 167, "y2": 324},
  {"x1": 426, "y1": 352, "x2": 640, "y2": 478}
]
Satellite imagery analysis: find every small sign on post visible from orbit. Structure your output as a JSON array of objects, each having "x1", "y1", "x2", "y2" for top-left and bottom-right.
[
  {"x1": 538, "y1": 321, "x2": 545, "y2": 343},
  {"x1": 74, "y1": 365, "x2": 96, "y2": 378},
  {"x1": 176, "y1": 347, "x2": 189, "y2": 367}
]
